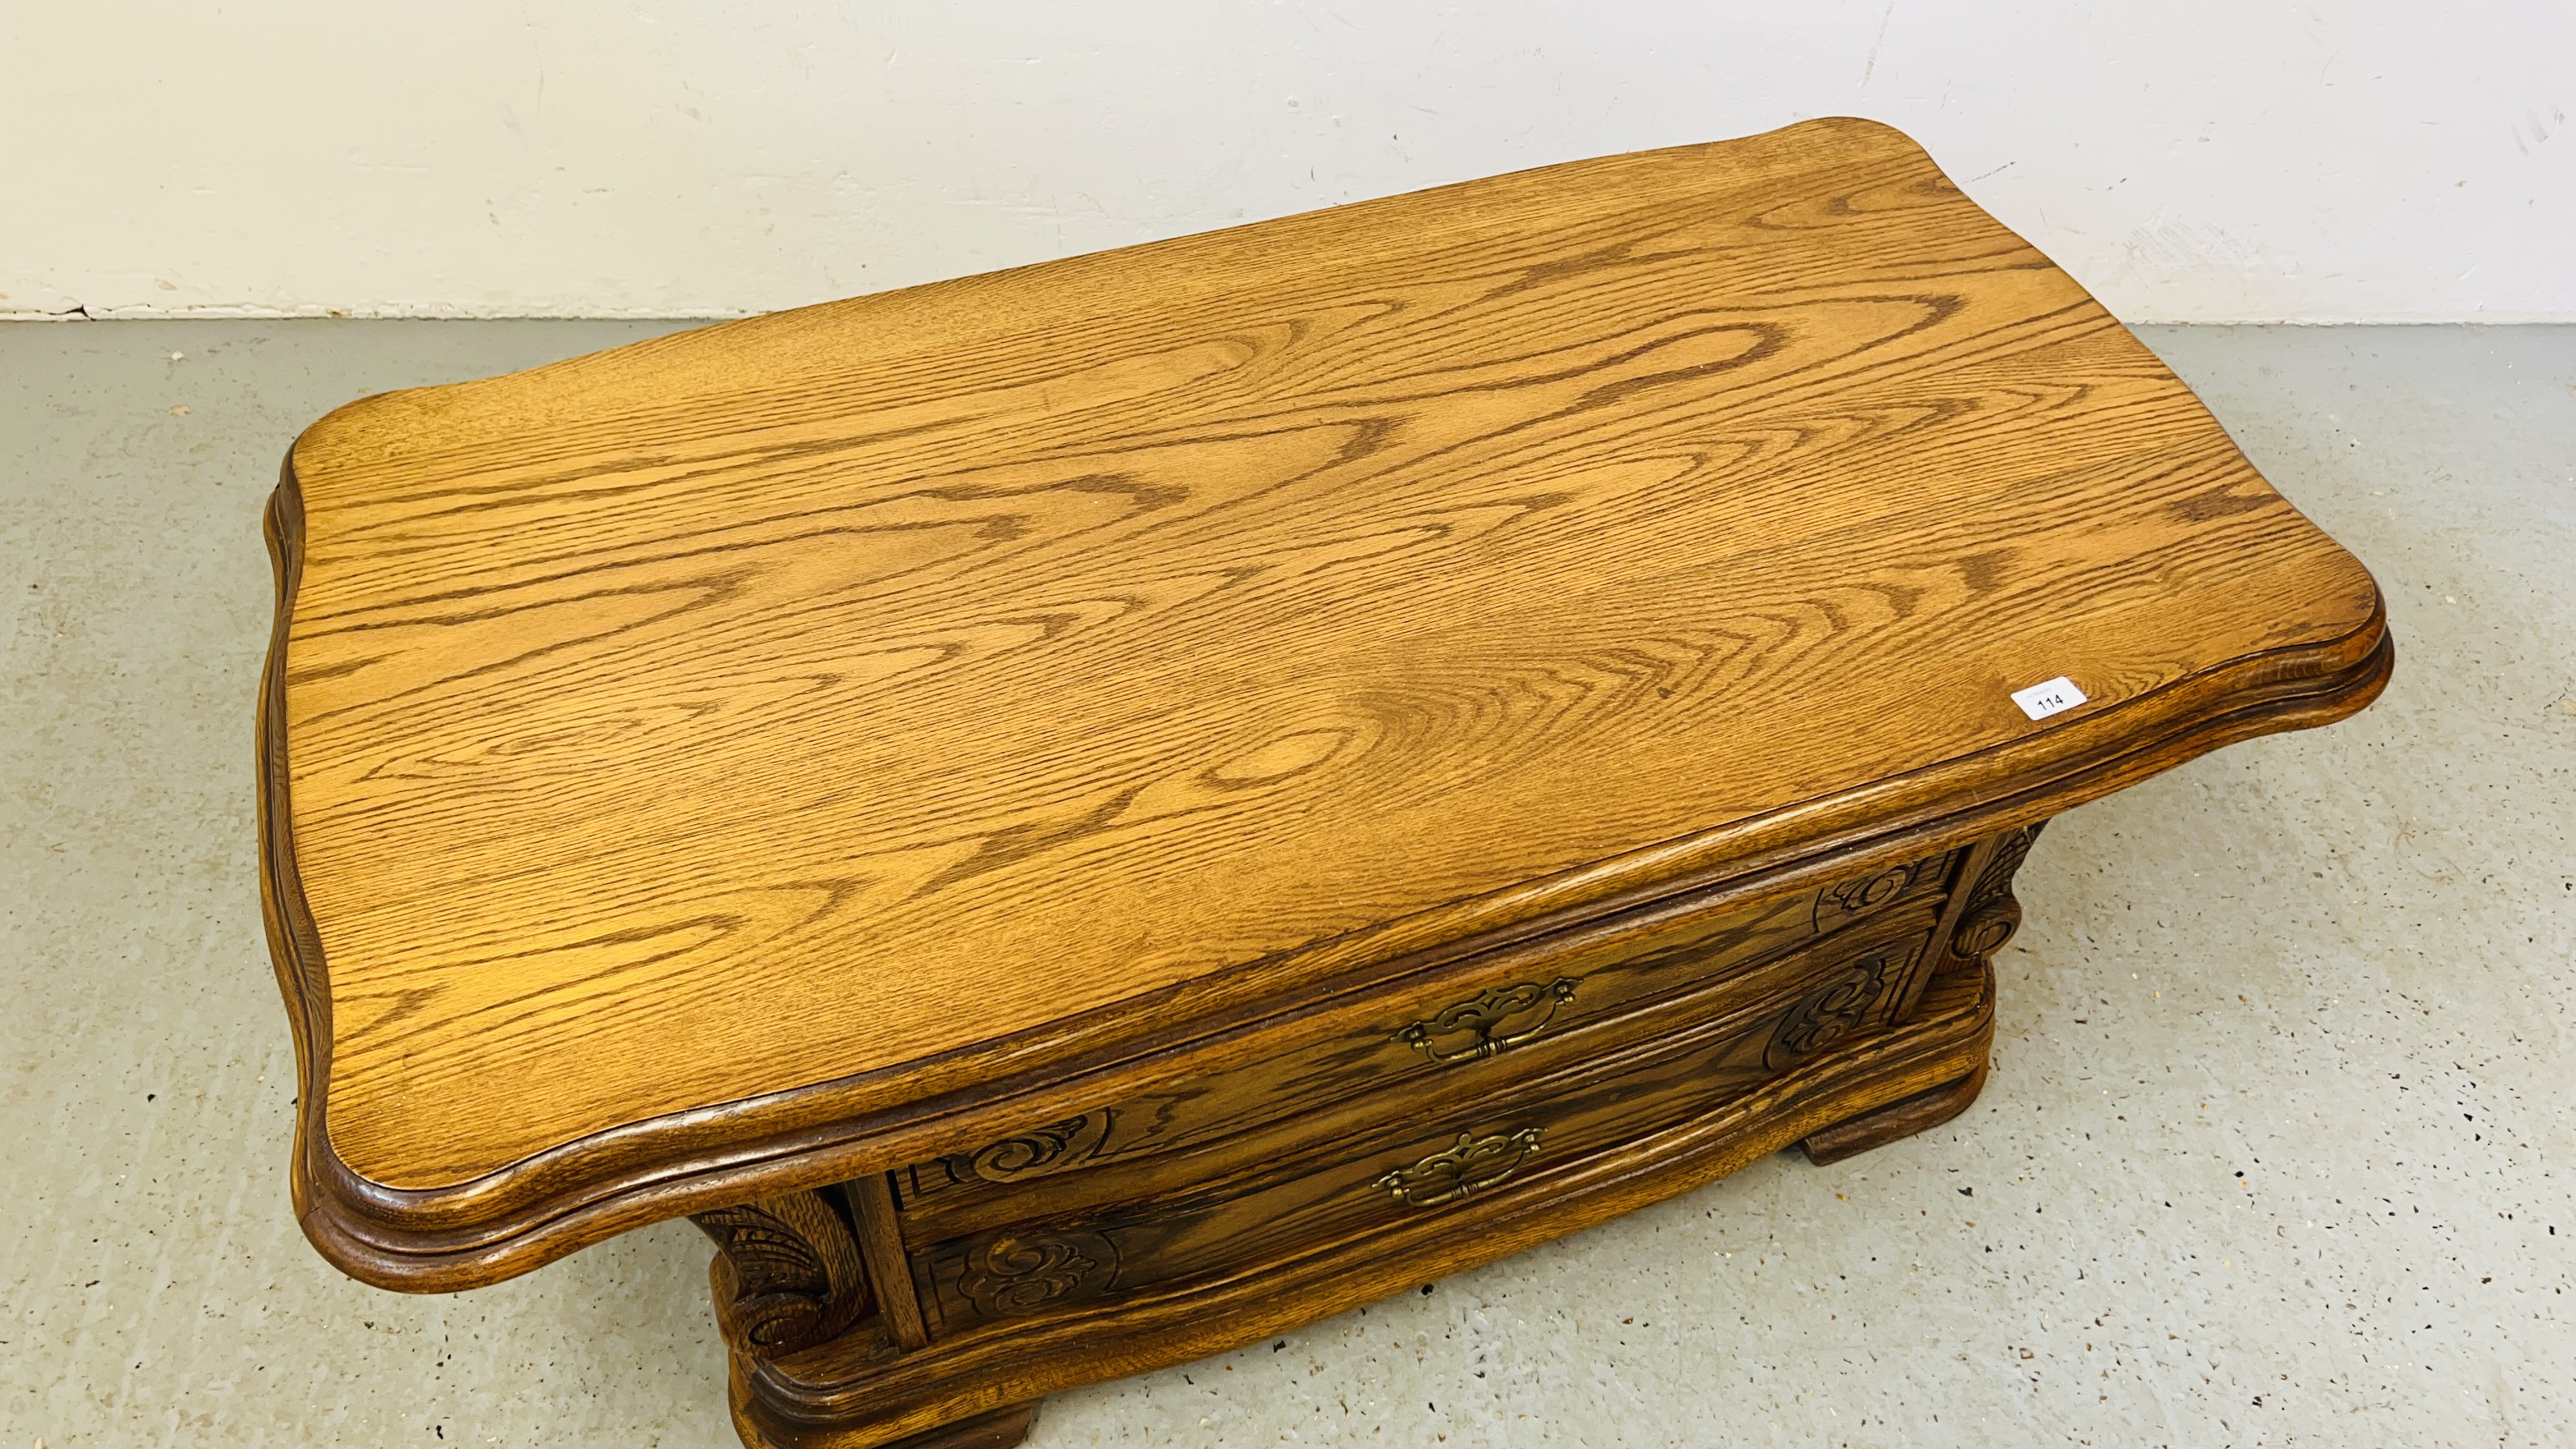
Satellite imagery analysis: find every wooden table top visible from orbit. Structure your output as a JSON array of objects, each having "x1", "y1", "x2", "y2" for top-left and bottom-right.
[{"x1": 261, "y1": 118, "x2": 2385, "y2": 1278}]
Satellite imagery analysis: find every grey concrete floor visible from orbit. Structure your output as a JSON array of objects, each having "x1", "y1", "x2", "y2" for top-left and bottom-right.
[{"x1": 4, "y1": 321, "x2": 2572, "y2": 1449}]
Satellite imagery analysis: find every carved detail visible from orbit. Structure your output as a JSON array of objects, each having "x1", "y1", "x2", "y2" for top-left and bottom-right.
[
  {"x1": 691, "y1": 1189, "x2": 872, "y2": 1359},
  {"x1": 1950, "y1": 822, "x2": 2045, "y2": 963},
  {"x1": 1394, "y1": 977, "x2": 1581, "y2": 1064},
  {"x1": 958, "y1": 1231, "x2": 1119, "y2": 1319},
  {"x1": 1765, "y1": 949, "x2": 1897, "y2": 1070},
  {"x1": 907, "y1": 1114, "x2": 1117, "y2": 1201},
  {"x1": 1373, "y1": 1128, "x2": 1545, "y2": 1208},
  {"x1": 1951, "y1": 896, "x2": 2025, "y2": 960},
  {"x1": 1972, "y1": 824, "x2": 2043, "y2": 907},
  {"x1": 965, "y1": 1114, "x2": 1114, "y2": 1183},
  {"x1": 1813, "y1": 852, "x2": 1938, "y2": 929}
]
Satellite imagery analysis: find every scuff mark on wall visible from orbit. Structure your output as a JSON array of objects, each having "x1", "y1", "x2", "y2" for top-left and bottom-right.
[
  {"x1": 1862, "y1": 2, "x2": 1898, "y2": 88},
  {"x1": 2515, "y1": 107, "x2": 2563, "y2": 154}
]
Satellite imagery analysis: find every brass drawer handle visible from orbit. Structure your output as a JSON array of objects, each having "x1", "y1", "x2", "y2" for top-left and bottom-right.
[
  {"x1": 1394, "y1": 977, "x2": 1580, "y2": 1064},
  {"x1": 1373, "y1": 1128, "x2": 1544, "y2": 1208}
]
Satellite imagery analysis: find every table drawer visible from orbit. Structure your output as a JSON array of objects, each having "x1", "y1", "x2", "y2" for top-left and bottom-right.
[
  {"x1": 894, "y1": 848, "x2": 1956, "y2": 1221},
  {"x1": 903, "y1": 911, "x2": 1940, "y2": 1331}
]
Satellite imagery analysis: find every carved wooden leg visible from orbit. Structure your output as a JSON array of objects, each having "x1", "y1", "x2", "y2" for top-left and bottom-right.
[
  {"x1": 696, "y1": 1184, "x2": 1036, "y2": 1449},
  {"x1": 692, "y1": 1189, "x2": 874, "y2": 1358},
  {"x1": 1943, "y1": 820, "x2": 2042, "y2": 972}
]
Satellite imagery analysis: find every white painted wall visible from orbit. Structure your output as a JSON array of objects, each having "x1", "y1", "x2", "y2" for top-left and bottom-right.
[{"x1": 4, "y1": 2, "x2": 2568, "y2": 323}]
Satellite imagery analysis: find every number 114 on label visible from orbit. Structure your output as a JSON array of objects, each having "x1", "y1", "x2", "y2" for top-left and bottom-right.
[{"x1": 2011, "y1": 676, "x2": 2087, "y2": 721}]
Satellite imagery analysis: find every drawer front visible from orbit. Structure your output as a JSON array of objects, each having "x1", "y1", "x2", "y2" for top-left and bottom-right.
[
  {"x1": 896, "y1": 849, "x2": 1955, "y2": 1217},
  {"x1": 908, "y1": 912, "x2": 1938, "y2": 1333},
  {"x1": 900, "y1": 900, "x2": 1942, "y2": 1241}
]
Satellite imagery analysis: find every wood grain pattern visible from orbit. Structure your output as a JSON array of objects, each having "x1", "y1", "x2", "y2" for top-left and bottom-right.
[
  {"x1": 894, "y1": 849, "x2": 1951, "y2": 1215},
  {"x1": 843, "y1": 1174, "x2": 930, "y2": 1353},
  {"x1": 908, "y1": 915, "x2": 1942, "y2": 1335},
  {"x1": 740, "y1": 953, "x2": 2002, "y2": 1449},
  {"x1": 689, "y1": 1189, "x2": 872, "y2": 1359},
  {"x1": 894, "y1": 905, "x2": 1946, "y2": 1243},
  {"x1": 259, "y1": 116, "x2": 2389, "y2": 1291},
  {"x1": 1799, "y1": 1059, "x2": 1990, "y2": 1165}
]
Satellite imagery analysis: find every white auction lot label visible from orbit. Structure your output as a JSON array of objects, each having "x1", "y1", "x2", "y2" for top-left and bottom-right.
[{"x1": 2011, "y1": 676, "x2": 2087, "y2": 721}]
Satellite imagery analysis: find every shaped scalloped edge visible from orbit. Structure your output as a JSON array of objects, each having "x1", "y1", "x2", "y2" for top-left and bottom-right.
[{"x1": 259, "y1": 452, "x2": 2389, "y2": 1291}]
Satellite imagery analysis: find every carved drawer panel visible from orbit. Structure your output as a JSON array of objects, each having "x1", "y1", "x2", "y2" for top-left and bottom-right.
[
  {"x1": 895, "y1": 850, "x2": 1956, "y2": 1224},
  {"x1": 896, "y1": 903, "x2": 1943, "y2": 1242},
  {"x1": 903, "y1": 913, "x2": 1940, "y2": 1329}
]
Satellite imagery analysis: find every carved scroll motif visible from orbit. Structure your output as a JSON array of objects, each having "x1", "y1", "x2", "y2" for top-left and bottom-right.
[
  {"x1": 903, "y1": 1114, "x2": 1118, "y2": 1202},
  {"x1": 1949, "y1": 822, "x2": 2046, "y2": 963},
  {"x1": 1813, "y1": 851, "x2": 1940, "y2": 930},
  {"x1": 690, "y1": 1188, "x2": 872, "y2": 1359},
  {"x1": 965, "y1": 1113, "x2": 1114, "y2": 1183},
  {"x1": 1764, "y1": 948, "x2": 1898, "y2": 1070},
  {"x1": 956, "y1": 1230, "x2": 1119, "y2": 1319}
]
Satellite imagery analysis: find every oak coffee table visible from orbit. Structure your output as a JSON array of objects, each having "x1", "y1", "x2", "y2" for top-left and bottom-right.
[{"x1": 257, "y1": 118, "x2": 2389, "y2": 1447}]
